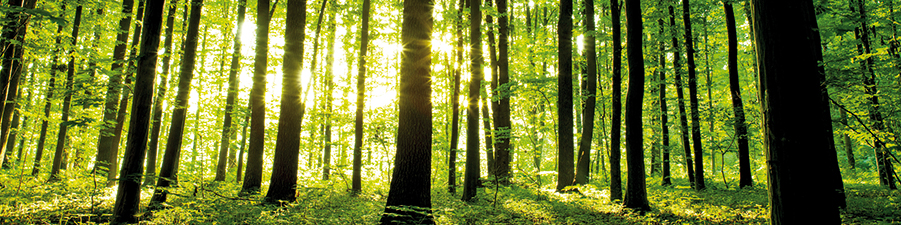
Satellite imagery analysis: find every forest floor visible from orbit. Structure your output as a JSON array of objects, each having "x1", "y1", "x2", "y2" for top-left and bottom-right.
[{"x1": 0, "y1": 169, "x2": 898, "y2": 224}]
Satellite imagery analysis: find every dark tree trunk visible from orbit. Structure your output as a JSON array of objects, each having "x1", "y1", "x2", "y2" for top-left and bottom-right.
[
  {"x1": 215, "y1": 0, "x2": 247, "y2": 182},
  {"x1": 144, "y1": 0, "x2": 180, "y2": 186},
  {"x1": 448, "y1": 0, "x2": 464, "y2": 194},
  {"x1": 236, "y1": 101, "x2": 250, "y2": 183},
  {"x1": 556, "y1": 0, "x2": 574, "y2": 193},
  {"x1": 379, "y1": 0, "x2": 433, "y2": 222},
  {"x1": 485, "y1": 0, "x2": 497, "y2": 178},
  {"x1": 149, "y1": 0, "x2": 203, "y2": 206},
  {"x1": 32, "y1": 71, "x2": 54, "y2": 176},
  {"x1": 723, "y1": 2, "x2": 752, "y2": 188},
  {"x1": 574, "y1": 0, "x2": 597, "y2": 185},
  {"x1": 751, "y1": 0, "x2": 845, "y2": 223},
  {"x1": 0, "y1": 0, "x2": 35, "y2": 168},
  {"x1": 669, "y1": 3, "x2": 694, "y2": 188},
  {"x1": 241, "y1": 0, "x2": 270, "y2": 194},
  {"x1": 680, "y1": 0, "x2": 705, "y2": 190},
  {"x1": 481, "y1": 95, "x2": 494, "y2": 180},
  {"x1": 622, "y1": 0, "x2": 649, "y2": 212},
  {"x1": 494, "y1": 0, "x2": 512, "y2": 185},
  {"x1": 110, "y1": 0, "x2": 164, "y2": 221},
  {"x1": 95, "y1": 0, "x2": 136, "y2": 175},
  {"x1": 49, "y1": 5, "x2": 83, "y2": 181},
  {"x1": 352, "y1": 0, "x2": 370, "y2": 195},
  {"x1": 608, "y1": 0, "x2": 622, "y2": 200},
  {"x1": 108, "y1": 0, "x2": 146, "y2": 187},
  {"x1": 462, "y1": 0, "x2": 482, "y2": 201},
  {"x1": 265, "y1": 0, "x2": 306, "y2": 203},
  {"x1": 0, "y1": 0, "x2": 24, "y2": 168},
  {"x1": 658, "y1": 18, "x2": 671, "y2": 186}
]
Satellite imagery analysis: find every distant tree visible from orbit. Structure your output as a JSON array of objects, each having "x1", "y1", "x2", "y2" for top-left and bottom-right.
[
  {"x1": 94, "y1": 0, "x2": 136, "y2": 177},
  {"x1": 236, "y1": 101, "x2": 250, "y2": 183},
  {"x1": 49, "y1": 5, "x2": 83, "y2": 182},
  {"x1": 241, "y1": 0, "x2": 271, "y2": 194},
  {"x1": 149, "y1": 0, "x2": 204, "y2": 206},
  {"x1": 608, "y1": 0, "x2": 622, "y2": 199},
  {"x1": 145, "y1": 0, "x2": 180, "y2": 186},
  {"x1": 680, "y1": 0, "x2": 705, "y2": 190},
  {"x1": 750, "y1": 0, "x2": 845, "y2": 222},
  {"x1": 448, "y1": 0, "x2": 464, "y2": 194},
  {"x1": 574, "y1": 0, "x2": 597, "y2": 185},
  {"x1": 723, "y1": 1, "x2": 751, "y2": 188},
  {"x1": 322, "y1": 11, "x2": 336, "y2": 181},
  {"x1": 379, "y1": 0, "x2": 434, "y2": 222},
  {"x1": 110, "y1": 0, "x2": 164, "y2": 222},
  {"x1": 669, "y1": 2, "x2": 694, "y2": 188},
  {"x1": 215, "y1": 0, "x2": 247, "y2": 182},
  {"x1": 352, "y1": 0, "x2": 371, "y2": 194},
  {"x1": 462, "y1": 0, "x2": 482, "y2": 202},
  {"x1": 657, "y1": 18, "x2": 671, "y2": 186},
  {"x1": 622, "y1": 0, "x2": 650, "y2": 212}
]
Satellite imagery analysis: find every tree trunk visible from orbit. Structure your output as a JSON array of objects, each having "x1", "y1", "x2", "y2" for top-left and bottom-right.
[
  {"x1": 462, "y1": 0, "x2": 482, "y2": 201},
  {"x1": 241, "y1": 0, "x2": 270, "y2": 194},
  {"x1": 94, "y1": 0, "x2": 136, "y2": 176},
  {"x1": 321, "y1": 12, "x2": 336, "y2": 181},
  {"x1": 448, "y1": 0, "x2": 464, "y2": 194},
  {"x1": 0, "y1": 0, "x2": 24, "y2": 167},
  {"x1": 0, "y1": 0, "x2": 35, "y2": 168},
  {"x1": 110, "y1": 0, "x2": 164, "y2": 222},
  {"x1": 751, "y1": 0, "x2": 845, "y2": 222},
  {"x1": 32, "y1": 70, "x2": 54, "y2": 176},
  {"x1": 556, "y1": 0, "x2": 574, "y2": 193},
  {"x1": 658, "y1": 18, "x2": 671, "y2": 186},
  {"x1": 107, "y1": 0, "x2": 147, "y2": 186},
  {"x1": 379, "y1": 0, "x2": 433, "y2": 222},
  {"x1": 149, "y1": 0, "x2": 203, "y2": 206},
  {"x1": 49, "y1": 5, "x2": 83, "y2": 181},
  {"x1": 144, "y1": 0, "x2": 180, "y2": 186},
  {"x1": 574, "y1": 0, "x2": 597, "y2": 185},
  {"x1": 352, "y1": 0, "x2": 370, "y2": 195},
  {"x1": 608, "y1": 0, "x2": 622, "y2": 200},
  {"x1": 485, "y1": 0, "x2": 497, "y2": 178},
  {"x1": 623, "y1": 0, "x2": 649, "y2": 211},
  {"x1": 215, "y1": 0, "x2": 247, "y2": 182},
  {"x1": 236, "y1": 101, "x2": 250, "y2": 183},
  {"x1": 723, "y1": 2, "x2": 752, "y2": 188},
  {"x1": 680, "y1": 0, "x2": 705, "y2": 190},
  {"x1": 669, "y1": 3, "x2": 694, "y2": 188},
  {"x1": 494, "y1": 0, "x2": 512, "y2": 185},
  {"x1": 264, "y1": 0, "x2": 306, "y2": 203},
  {"x1": 839, "y1": 107, "x2": 855, "y2": 169}
]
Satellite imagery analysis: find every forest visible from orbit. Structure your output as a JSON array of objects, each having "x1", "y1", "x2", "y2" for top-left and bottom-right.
[{"x1": 0, "y1": 0, "x2": 898, "y2": 223}]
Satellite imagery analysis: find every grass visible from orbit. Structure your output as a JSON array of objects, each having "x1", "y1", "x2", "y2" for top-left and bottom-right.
[{"x1": 0, "y1": 168, "x2": 898, "y2": 224}]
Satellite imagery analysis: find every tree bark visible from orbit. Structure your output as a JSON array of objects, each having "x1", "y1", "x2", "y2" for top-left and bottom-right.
[
  {"x1": 94, "y1": 0, "x2": 136, "y2": 175},
  {"x1": 110, "y1": 0, "x2": 164, "y2": 221},
  {"x1": 241, "y1": 0, "x2": 270, "y2": 194},
  {"x1": 144, "y1": 0, "x2": 180, "y2": 186},
  {"x1": 215, "y1": 0, "x2": 247, "y2": 182},
  {"x1": 108, "y1": 0, "x2": 147, "y2": 187},
  {"x1": 556, "y1": 0, "x2": 574, "y2": 193},
  {"x1": 379, "y1": 0, "x2": 433, "y2": 222},
  {"x1": 448, "y1": 0, "x2": 464, "y2": 194},
  {"x1": 0, "y1": 0, "x2": 35, "y2": 168},
  {"x1": 149, "y1": 0, "x2": 204, "y2": 206},
  {"x1": 622, "y1": 0, "x2": 649, "y2": 211},
  {"x1": 608, "y1": 0, "x2": 622, "y2": 200},
  {"x1": 574, "y1": 0, "x2": 597, "y2": 185},
  {"x1": 669, "y1": 3, "x2": 694, "y2": 188},
  {"x1": 751, "y1": 0, "x2": 845, "y2": 222},
  {"x1": 493, "y1": 0, "x2": 512, "y2": 185},
  {"x1": 658, "y1": 18, "x2": 671, "y2": 186},
  {"x1": 49, "y1": 5, "x2": 83, "y2": 181},
  {"x1": 352, "y1": 0, "x2": 370, "y2": 194},
  {"x1": 723, "y1": 2, "x2": 752, "y2": 188},
  {"x1": 680, "y1": 0, "x2": 705, "y2": 190},
  {"x1": 462, "y1": 0, "x2": 482, "y2": 201}
]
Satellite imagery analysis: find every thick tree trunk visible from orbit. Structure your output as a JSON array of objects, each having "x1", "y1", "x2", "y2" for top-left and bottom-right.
[
  {"x1": 608, "y1": 0, "x2": 622, "y2": 200},
  {"x1": 49, "y1": 5, "x2": 83, "y2": 181},
  {"x1": 149, "y1": 0, "x2": 203, "y2": 206},
  {"x1": 574, "y1": 0, "x2": 597, "y2": 185},
  {"x1": 462, "y1": 0, "x2": 482, "y2": 201},
  {"x1": 379, "y1": 0, "x2": 433, "y2": 222},
  {"x1": 680, "y1": 0, "x2": 705, "y2": 190},
  {"x1": 658, "y1": 19, "x2": 671, "y2": 186},
  {"x1": 241, "y1": 0, "x2": 270, "y2": 194},
  {"x1": 94, "y1": 0, "x2": 136, "y2": 175},
  {"x1": 110, "y1": 0, "x2": 163, "y2": 222},
  {"x1": 352, "y1": 0, "x2": 370, "y2": 194},
  {"x1": 107, "y1": 0, "x2": 147, "y2": 186},
  {"x1": 494, "y1": 0, "x2": 512, "y2": 185},
  {"x1": 144, "y1": 0, "x2": 180, "y2": 186},
  {"x1": 669, "y1": 3, "x2": 694, "y2": 188},
  {"x1": 723, "y1": 2, "x2": 752, "y2": 188},
  {"x1": 623, "y1": 0, "x2": 649, "y2": 211},
  {"x1": 751, "y1": 0, "x2": 845, "y2": 223},
  {"x1": 556, "y1": 0, "x2": 574, "y2": 193},
  {"x1": 215, "y1": 0, "x2": 247, "y2": 182}
]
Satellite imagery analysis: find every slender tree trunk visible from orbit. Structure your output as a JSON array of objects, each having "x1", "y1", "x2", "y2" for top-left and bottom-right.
[
  {"x1": 149, "y1": 0, "x2": 204, "y2": 206},
  {"x1": 107, "y1": 0, "x2": 146, "y2": 186},
  {"x1": 321, "y1": 12, "x2": 335, "y2": 181},
  {"x1": 352, "y1": 0, "x2": 370, "y2": 194},
  {"x1": 94, "y1": 0, "x2": 136, "y2": 176},
  {"x1": 623, "y1": 0, "x2": 649, "y2": 211},
  {"x1": 723, "y1": 2, "x2": 751, "y2": 188},
  {"x1": 574, "y1": 0, "x2": 597, "y2": 185},
  {"x1": 485, "y1": 0, "x2": 497, "y2": 177},
  {"x1": 49, "y1": 5, "x2": 83, "y2": 181},
  {"x1": 839, "y1": 108, "x2": 855, "y2": 169},
  {"x1": 448, "y1": 0, "x2": 464, "y2": 194},
  {"x1": 0, "y1": 0, "x2": 24, "y2": 167},
  {"x1": 658, "y1": 18, "x2": 671, "y2": 186},
  {"x1": 680, "y1": 0, "x2": 705, "y2": 190},
  {"x1": 110, "y1": 0, "x2": 163, "y2": 222},
  {"x1": 0, "y1": 0, "x2": 35, "y2": 168},
  {"x1": 751, "y1": 0, "x2": 845, "y2": 222},
  {"x1": 494, "y1": 0, "x2": 512, "y2": 185},
  {"x1": 462, "y1": 0, "x2": 482, "y2": 201},
  {"x1": 241, "y1": 0, "x2": 271, "y2": 194},
  {"x1": 379, "y1": 0, "x2": 433, "y2": 222},
  {"x1": 144, "y1": 0, "x2": 179, "y2": 186},
  {"x1": 670, "y1": 3, "x2": 694, "y2": 188},
  {"x1": 608, "y1": 0, "x2": 622, "y2": 200},
  {"x1": 215, "y1": 0, "x2": 247, "y2": 182},
  {"x1": 236, "y1": 101, "x2": 250, "y2": 183},
  {"x1": 32, "y1": 69, "x2": 54, "y2": 176}
]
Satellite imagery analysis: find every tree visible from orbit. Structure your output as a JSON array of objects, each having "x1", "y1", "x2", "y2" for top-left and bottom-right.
[
  {"x1": 574, "y1": 0, "x2": 597, "y2": 185},
  {"x1": 556, "y1": 0, "x2": 574, "y2": 193},
  {"x1": 110, "y1": 0, "x2": 164, "y2": 222},
  {"x1": 108, "y1": 0, "x2": 147, "y2": 187},
  {"x1": 669, "y1": 2, "x2": 694, "y2": 188},
  {"x1": 750, "y1": 0, "x2": 845, "y2": 223},
  {"x1": 145, "y1": 0, "x2": 180, "y2": 186},
  {"x1": 0, "y1": 0, "x2": 36, "y2": 168},
  {"x1": 352, "y1": 0, "x2": 371, "y2": 194},
  {"x1": 657, "y1": 18, "x2": 671, "y2": 186},
  {"x1": 321, "y1": 11, "x2": 336, "y2": 181},
  {"x1": 241, "y1": 0, "x2": 271, "y2": 194},
  {"x1": 622, "y1": 0, "x2": 650, "y2": 211},
  {"x1": 448, "y1": 0, "x2": 464, "y2": 194},
  {"x1": 49, "y1": 5, "x2": 83, "y2": 181},
  {"x1": 379, "y1": 0, "x2": 433, "y2": 222},
  {"x1": 265, "y1": 0, "x2": 307, "y2": 203},
  {"x1": 215, "y1": 0, "x2": 247, "y2": 182},
  {"x1": 462, "y1": 0, "x2": 482, "y2": 202},
  {"x1": 149, "y1": 0, "x2": 204, "y2": 206},
  {"x1": 723, "y1": 1, "x2": 751, "y2": 188},
  {"x1": 608, "y1": 0, "x2": 622, "y2": 200},
  {"x1": 493, "y1": 0, "x2": 512, "y2": 185},
  {"x1": 680, "y1": 0, "x2": 705, "y2": 190},
  {"x1": 95, "y1": 0, "x2": 137, "y2": 176}
]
